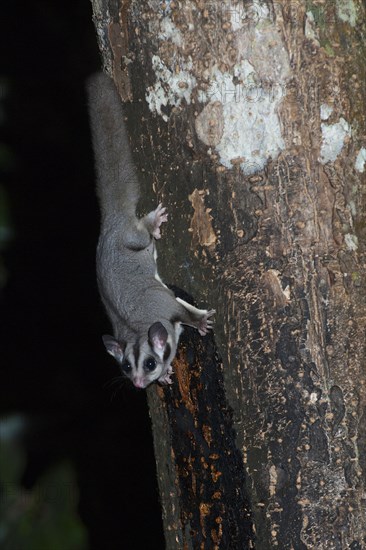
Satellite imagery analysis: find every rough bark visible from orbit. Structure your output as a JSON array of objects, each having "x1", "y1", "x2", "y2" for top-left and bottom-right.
[{"x1": 90, "y1": 1, "x2": 366, "y2": 548}]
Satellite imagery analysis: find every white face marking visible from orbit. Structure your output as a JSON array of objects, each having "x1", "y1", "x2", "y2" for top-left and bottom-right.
[
  {"x1": 119, "y1": 336, "x2": 178, "y2": 389},
  {"x1": 105, "y1": 319, "x2": 184, "y2": 389},
  {"x1": 120, "y1": 342, "x2": 163, "y2": 388}
]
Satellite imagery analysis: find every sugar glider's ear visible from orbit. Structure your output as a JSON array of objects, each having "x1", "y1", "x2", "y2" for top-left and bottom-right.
[
  {"x1": 148, "y1": 322, "x2": 168, "y2": 357},
  {"x1": 102, "y1": 335, "x2": 125, "y2": 364}
]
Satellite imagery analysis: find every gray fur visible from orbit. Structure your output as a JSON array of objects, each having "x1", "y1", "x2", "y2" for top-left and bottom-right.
[{"x1": 87, "y1": 72, "x2": 215, "y2": 389}]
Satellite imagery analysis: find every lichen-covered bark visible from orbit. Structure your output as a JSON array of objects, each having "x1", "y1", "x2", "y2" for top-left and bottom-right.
[{"x1": 90, "y1": 0, "x2": 366, "y2": 548}]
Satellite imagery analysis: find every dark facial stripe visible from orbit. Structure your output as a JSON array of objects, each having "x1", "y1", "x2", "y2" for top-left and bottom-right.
[
  {"x1": 170, "y1": 316, "x2": 181, "y2": 324},
  {"x1": 133, "y1": 342, "x2": 140, "y2": 367}
]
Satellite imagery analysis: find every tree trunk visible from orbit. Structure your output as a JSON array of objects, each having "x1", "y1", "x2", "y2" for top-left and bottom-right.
[{"x1": 90, "y1": 1, "x2": 366, "y2": 548}]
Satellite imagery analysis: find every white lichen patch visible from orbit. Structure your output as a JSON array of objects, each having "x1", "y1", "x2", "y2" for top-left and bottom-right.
[
  {"x1": 229, "y1": 0, "x2": 270, "y2": 31},
  {"x1": 203, "y1": 60, "x2": 256, "y2": 104},
  {"x1": 305, "y1": 11, "x2": 320, "y2": 46},
  {"x1": 230, "y1": 4, "x2": 245, "y2": 32},
  {"x1": 198, "y1": 60, "x2": 286, "y2": 174},
  {"x1": 319, "y1": 118, "x2": 351, "y2": 164},
  {"x1": 345, "y1": 233, "x2": 358, "y2": 251},
  {"x1": 309, "y1": 392, "x2": 319, "y2": 403},
  {"x1": 355, "y1": 147, "x2": 366, "y2": 173},
  {"x1": 146, "y1": 55, "x2": 196, "y2": 122},
  {"x1": 283, "y1": 285, "x2": 291, "y2": 301},
  {"x1": 213, "y1": 8, "x2": 289, "y2": 173},
  {"x1": 159, "y1": 17, "x2": 183, "y2": 46},
  {"x1": 195, "y1": 102, "x2": 224, "y2": 147},
  {"x1": 145, "y1": 1, "x2": 289, "y2": 174},
  {"x1": 336, "y1": 0, "x2": 357, "y2": 27},
  {"x1": 216, "y1": 88, "x2": 285, "y2": 174},
  {"x1": 320, "y1": 103, "x2": 333, "y2": 121},
  {"x1": 238, "y1": 27, "x2": 290, "y2": 84},
  {"x1": 349, "y1": 200, "x2": 356, "y2": 217}
]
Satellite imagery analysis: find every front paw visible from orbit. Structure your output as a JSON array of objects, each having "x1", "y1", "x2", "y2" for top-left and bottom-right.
[
  {"x1": 198, "y1": 309, "x2": 215, "y2": 336},
  {"x1": 158, "y1": 365, "x2": 174, "y2": 385},
  {"x1": 152, "y1": 203, "x2": 168, "y2": 239}
]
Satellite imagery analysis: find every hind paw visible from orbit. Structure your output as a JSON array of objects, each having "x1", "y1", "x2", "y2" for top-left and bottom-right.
[
  {"x1": 198, "y1": 309, "x2": 216, "y2": 336},
  {"x1": 152, "y1": 203, "x2": 168, "y2": 239},
  {"x1": 158, "y1": 365, "x2": 174, "y2": 385}
]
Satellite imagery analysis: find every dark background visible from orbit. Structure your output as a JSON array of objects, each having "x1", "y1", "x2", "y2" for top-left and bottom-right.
[{"x1": 0, "y1": 1, "x2": 164, "y2": 548}]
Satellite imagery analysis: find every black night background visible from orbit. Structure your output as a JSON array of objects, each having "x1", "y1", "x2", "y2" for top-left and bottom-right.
[{"x1": 0, "y1": 1, "x2": 165, "y2": 548}]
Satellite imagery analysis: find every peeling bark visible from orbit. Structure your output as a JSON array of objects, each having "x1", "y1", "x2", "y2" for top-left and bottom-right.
[{"x1": 90, "y1": 1, "x2": 366, "y2": 548}]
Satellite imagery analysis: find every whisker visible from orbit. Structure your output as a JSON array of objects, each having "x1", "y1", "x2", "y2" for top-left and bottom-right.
[{"x1": 103, "y1": 375, "x2": 128, "y2": 401}]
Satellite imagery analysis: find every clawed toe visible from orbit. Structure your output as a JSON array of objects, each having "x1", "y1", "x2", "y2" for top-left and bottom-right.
[
  {"x1": 158, "y1": 365, "x2": 174, "y2": 385},
  {"x1": 156, "y1": 203, "x2": 167, "y2": 218},
  {"x1": 152, "y1": 203, "x2": 168, "y2": 239},
  {"x1": 197, "y1": 309, "x2": 215, "y2": 336},
  {"x1": 159, "y1": 376, "x2": 173, "y2": 385}
]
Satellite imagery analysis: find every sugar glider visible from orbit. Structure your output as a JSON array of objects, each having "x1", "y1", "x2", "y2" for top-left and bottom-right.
[{"x1": 87, "y1": 73, "x2": 215, "y2": 388}]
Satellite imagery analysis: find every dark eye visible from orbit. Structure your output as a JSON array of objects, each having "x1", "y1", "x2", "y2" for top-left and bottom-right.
[
  {"x1": 121, "y1": 361, "x2": 132, "y2": 374},
  {"x1": 144, "y1": 357, "x2": 157, "y2": 372}
]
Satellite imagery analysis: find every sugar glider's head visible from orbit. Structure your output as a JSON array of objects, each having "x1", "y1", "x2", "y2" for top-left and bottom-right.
[{"x1": 102, "y1": 322, "x2": 180, "y2": 389}]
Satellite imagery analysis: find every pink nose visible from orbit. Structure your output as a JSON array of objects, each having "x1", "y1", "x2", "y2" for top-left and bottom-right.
[{"x1": 133, "y1": 378, "x2": 145, "y2": 389}]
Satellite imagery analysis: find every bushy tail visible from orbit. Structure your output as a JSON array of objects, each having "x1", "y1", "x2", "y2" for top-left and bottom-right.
[{"x1": 87, "y1": 72, "x2": 139, "y2": 221}]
